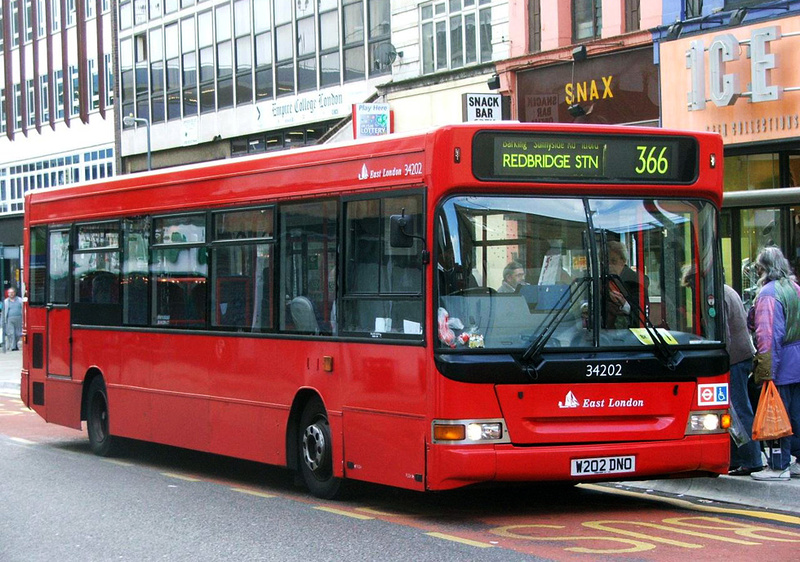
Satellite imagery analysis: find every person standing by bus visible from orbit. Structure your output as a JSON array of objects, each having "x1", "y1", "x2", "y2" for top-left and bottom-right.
[
  {"x1": 3, "y1": 287, "x2": 22, "y2": 351},
  {"x1": 684, "y1": 265, "x2": 762, "y2": 475},
  {"x1": 722, "y1": 285, "x2": 762, "y2": 475},
  {"x1": 750, "y1": 246, "x2": 800, "y2": 481}
]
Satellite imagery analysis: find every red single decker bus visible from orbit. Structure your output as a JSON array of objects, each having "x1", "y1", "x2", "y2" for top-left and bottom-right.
[{"x1": 21, "y1": 123, "x2": 731, "y2": 498}]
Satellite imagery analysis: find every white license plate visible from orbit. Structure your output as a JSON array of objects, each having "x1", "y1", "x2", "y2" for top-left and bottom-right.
[{"x1": 571, "y1": 455, "x2": 636, "y2": 476}]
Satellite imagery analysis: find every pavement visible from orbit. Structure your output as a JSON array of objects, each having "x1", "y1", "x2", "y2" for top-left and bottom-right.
[{"x1": 1, "y1": 352, "x2": 797, "y2": 513}]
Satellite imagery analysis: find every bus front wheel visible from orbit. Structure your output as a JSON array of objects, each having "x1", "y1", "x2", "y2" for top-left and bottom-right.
[
  {"x1": 86, "y1": 378, "x2": 118, "y2": 457},
  {"x1": 299, "y1": 397, "x2": 342, "y2": 499}
]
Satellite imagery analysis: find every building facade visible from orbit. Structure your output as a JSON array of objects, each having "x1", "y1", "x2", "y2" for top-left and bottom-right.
[
  {"x1": 381, "y1": 0, "x2": 508, "y2": 132},
  {"x1": 0, "y1": 0, "x2": 116, "y2": 294},
  {"x1": 658, "y1": 0, "x2": 800, "y2": 306},
  {"x1": 117, "y1": 0, "x2": 394, "y2": 170},
  {"x1": 493, "y1": 1, "x2": 664, "y2": 127}
]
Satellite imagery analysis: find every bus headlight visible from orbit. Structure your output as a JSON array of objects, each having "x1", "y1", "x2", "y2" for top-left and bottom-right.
[
  {"x1": 433, "y1": 419, "x2": 510, "y2": 444},
  {"x1": 467, "y1": 422, "x2": 502, "y2": 441},
  {"x1": 686, "y1": 411, "x2": 728, "y2": 434}
]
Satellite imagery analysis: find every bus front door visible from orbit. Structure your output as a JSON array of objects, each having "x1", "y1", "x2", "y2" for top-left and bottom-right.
[{"x1": 41, "y1": 228, "x2": 80, "y2": 428}]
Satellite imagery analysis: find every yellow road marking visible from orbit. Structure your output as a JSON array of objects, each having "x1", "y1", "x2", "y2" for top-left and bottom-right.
[
  {"x1": 583, "y1": 520, "x2": 758, "y2": 547},
  {"x1": 231, "y1": 488, "x2": 276, "y2": 499},
  {"x1": 161, "y1": 472, "x2": 202, "y2": 482},
  {"x1": 314, "y1": 506, "x2": 374, "y2": 520},
  {"x1": 101, "y1": 459, "x2": 134, "y2": 467},
  {"x1": 355, "y1": 507, "x2": 398, "y2": 516},
  {"x1": 9, "y1": 437, "x2": 35, "y2": 445},
  {"x1": 426, "y1": 532, "x2": 495, "y2": 548},
  {"x1": 492, "y1": 524, "x2": 654, "y2": 554},
  {"x1": 582, "y1": 483, "x2": 800, "y2": 525}
]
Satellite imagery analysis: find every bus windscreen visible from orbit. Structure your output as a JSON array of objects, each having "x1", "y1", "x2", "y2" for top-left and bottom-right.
[{"x1": 472, "y1": 132, "x2": 699, "y2": 184}]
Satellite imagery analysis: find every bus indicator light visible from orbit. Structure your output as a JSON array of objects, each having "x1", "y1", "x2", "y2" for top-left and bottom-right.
[
  {"x1": 433, "y1": 419, "x2": 509, "y2": 444},
  {"x1": 434, "y1": 424, "x2": 466, "y2": 441}
]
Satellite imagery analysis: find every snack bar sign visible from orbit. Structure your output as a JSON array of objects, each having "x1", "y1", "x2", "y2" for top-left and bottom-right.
[{"x1": 462, "y1": 93, "x2": 503, "y2": 122}]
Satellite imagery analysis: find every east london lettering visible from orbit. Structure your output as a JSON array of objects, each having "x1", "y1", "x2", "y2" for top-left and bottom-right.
[
  {"x1": 564, "y1": 75, "x2": 614, "y2": 105},
  {"x1": 500, "y1": 141, "x2": 603, "y2": 171}
]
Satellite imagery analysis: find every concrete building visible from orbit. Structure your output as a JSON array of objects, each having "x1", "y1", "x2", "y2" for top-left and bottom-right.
[
  {"x1": 381, "y1": 0, "x2": 509, "y2": 132},
  {"x1": 117, "y1": 0, "x2": 393, "y2": 171},
  {"x1": 0, "y1": 0, "x2": 115, "y2": 294}
]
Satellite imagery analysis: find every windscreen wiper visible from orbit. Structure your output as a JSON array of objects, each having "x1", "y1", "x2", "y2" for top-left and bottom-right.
[
  {"x1": 522, "y1": 276, "x2": 590, "y2": 366},
  {"x1": 608, "y1": 273, "x2": 682, "y2": 370}
]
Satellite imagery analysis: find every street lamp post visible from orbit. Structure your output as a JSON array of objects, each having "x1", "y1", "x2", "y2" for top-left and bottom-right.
[{"x1": 122, "y1": 115, "x2": 152, "y2": 171}]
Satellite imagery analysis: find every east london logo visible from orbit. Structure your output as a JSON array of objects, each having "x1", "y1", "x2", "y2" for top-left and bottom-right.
[
  {"x1": 558, "y1": 391, "x2": 644, "y2": 409},
  {"x1": 357, "y1": 163, "x2": 404, "y2": 181}
]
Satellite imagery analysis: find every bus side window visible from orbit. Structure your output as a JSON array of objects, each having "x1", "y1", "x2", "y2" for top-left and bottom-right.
[
  {"x1": 278, "y1": 200, "x2": 337, "y2": 335},
  {"x1": 123, "y1": 218, "x2": 150, "y2": 326},
  {"x1": 151, "y1": 215, "x2": 208, "y2": 328},
  {"x1": 49, "y1": 229, "x2": 71, "y2": 304},
  {"x1": 72, "y1": 222, "x2": 122, "y2": 326},
  {"x1": 29, "y1": 227, "x2": 47, "y2": 305},
  {"x1": 341, "y1": 194, "x2": 424, "y2": 336}
]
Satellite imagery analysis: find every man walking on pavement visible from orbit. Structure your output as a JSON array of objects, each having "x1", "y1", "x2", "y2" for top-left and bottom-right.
[{"x1": 3, "y1": 288, "x2": 22, "y2": 352}]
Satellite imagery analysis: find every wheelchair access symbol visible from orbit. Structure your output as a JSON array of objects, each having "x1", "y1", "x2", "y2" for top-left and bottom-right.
[{"x1": 698, "y1": 383, "x2": 728, "y2": 406}]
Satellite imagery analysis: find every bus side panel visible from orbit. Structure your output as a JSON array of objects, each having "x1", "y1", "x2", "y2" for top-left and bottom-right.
[
  {"x1": 43, "y1": 378, "x2": 83, "y2": 429},
  {"x1": 136, "y1": 333, "x2": 212, "y2": 451},
  {"x1": 340, "y1": 344, "x2": 428, "y2": 491},
  {"x1": 23, "y1": 307, "x2": 48, "y2": 415},
  {"x1": 341, "y1": 411, "x2": 426, "y2": 491}
]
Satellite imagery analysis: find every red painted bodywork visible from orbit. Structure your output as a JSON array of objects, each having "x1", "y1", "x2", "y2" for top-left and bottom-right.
[{"x1": 20, "y1": 123, "x2": 727, "y2": 492}]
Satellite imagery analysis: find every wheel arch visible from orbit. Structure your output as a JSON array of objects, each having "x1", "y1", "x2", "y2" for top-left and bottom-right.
[
  {"x1": 80, "y1": 367, "x2": 105, "y2": 421},
  {"x1": 285, "y1": 388, "x2": 324, "y2": 471}
]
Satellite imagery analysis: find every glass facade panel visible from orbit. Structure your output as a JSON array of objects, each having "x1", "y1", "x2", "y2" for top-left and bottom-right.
[
  {"x1": 344, "y1": 46, "x2": 364, "y2": 82},
  {"x1": 320, "y1": 52, "x2": 340, "y2": 87},
  {"x1": 724, "y1": 154, "x2": 781, "y2": 192}
]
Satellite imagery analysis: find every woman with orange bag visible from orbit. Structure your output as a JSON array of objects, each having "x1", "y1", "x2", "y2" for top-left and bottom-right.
[{"x1": 750, "y1": 246, "x2": 800, "y2": 481}]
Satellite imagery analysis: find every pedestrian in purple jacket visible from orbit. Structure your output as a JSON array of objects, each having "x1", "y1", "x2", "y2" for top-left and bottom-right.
[{"x1": 750, "y1": 246, "x2": 800, "y2": 481}]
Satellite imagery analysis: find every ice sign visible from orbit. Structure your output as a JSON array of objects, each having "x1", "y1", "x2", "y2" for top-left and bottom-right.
[{"x1": 697, "y1": 383, "x2": 729, "y2": 407}]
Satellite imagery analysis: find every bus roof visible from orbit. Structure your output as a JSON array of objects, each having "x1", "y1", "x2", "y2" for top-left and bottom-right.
[{"x1": 25, "y1": 122, "x2": 723, "y2": 225}]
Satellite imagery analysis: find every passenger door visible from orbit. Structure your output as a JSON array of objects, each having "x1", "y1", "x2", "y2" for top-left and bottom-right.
[{"x1": 47, "y1": 229, "x2": 71, "y2": 378}]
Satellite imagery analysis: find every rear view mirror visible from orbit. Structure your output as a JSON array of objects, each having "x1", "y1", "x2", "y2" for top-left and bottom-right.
[{"x1": 390, "y1": 214, "x2": 415, "y2": 248}]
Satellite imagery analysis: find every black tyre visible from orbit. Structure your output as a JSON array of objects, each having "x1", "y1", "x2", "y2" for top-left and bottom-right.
[
  {"x1": 299, "y1": 397, "x2": 342, "y2": 499},
  {"x1": 86, "y1": 378, "x2": 117, "y2": 457}
]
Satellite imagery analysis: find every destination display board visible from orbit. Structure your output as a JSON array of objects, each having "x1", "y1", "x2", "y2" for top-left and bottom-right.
[{"x1": 472, "y1": 132, "x2": 699, "y2": 184}]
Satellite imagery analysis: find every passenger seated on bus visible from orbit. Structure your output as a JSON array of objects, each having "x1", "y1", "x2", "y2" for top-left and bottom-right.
[
  {"x1": 91, "y1": 272, "x2": 118, "y2": 304},
  {"x1": 498, "y1": 261, "x2": 526, "y2": 293},
  {"x1": 188, "y1": 283, "x2": 207, "y2": 325},
  {"x1": 605, "y1": 241, "x2": 649, "y2": 329},
  {"x1": 290, "y1": 296, "x2": 320, "y2": 334}
]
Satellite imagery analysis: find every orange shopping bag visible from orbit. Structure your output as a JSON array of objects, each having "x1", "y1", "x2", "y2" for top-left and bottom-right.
[{"x1": 752, "y1": 380, "x2": 793, "y2": 441}]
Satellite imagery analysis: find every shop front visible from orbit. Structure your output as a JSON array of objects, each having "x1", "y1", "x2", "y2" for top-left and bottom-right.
[
  {"x1": 513, "y1": 46, "x2": 660, "y2": 126},
  {"x1": 660, "y1": 15, "x2": 800, "y2": 307}
]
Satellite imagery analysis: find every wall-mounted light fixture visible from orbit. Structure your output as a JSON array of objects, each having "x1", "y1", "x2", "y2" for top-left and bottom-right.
[
  {"x1": 665, "y1": 22, "x2": 683, "y2": 40},
  {"x1": 122, "y1": 115, "x2": 152, "y2": 171},
  {"x1": 572, "y1": 45, "x2": 588, "y2": 62},
  {"x1": 487, "y1": 74, "x2": 501, "y2": 90},
  {"x1": 730, "y1": 2, "x2": 789, "y2": 27},
  {"x1": 729, "y1": 8, "x2": 748, "y2": 26},
  {"x1": 567, "y1": 104, "x2": 587, "y2": 118}
]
